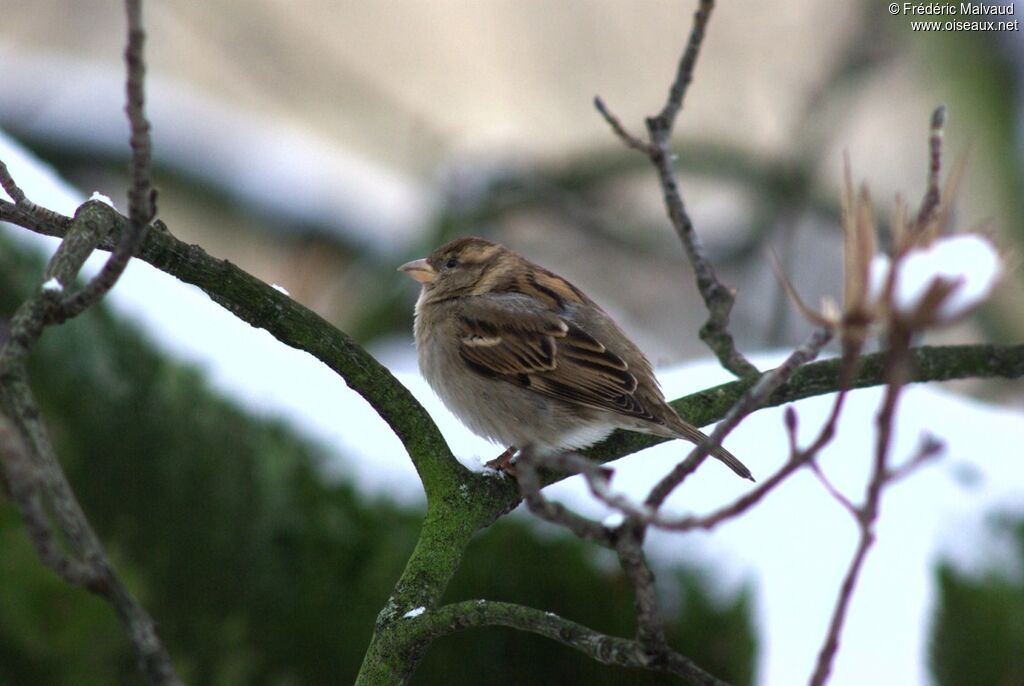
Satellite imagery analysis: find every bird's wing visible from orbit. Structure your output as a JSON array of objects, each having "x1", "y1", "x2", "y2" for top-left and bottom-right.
[{"x1": 456, "y1": 295, "x2": 658, "y2": 422}]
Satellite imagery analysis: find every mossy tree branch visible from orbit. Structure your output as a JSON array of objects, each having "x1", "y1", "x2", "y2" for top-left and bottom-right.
[{"x1": 405, "y1": 600, "x2": 730, "y2": 686}]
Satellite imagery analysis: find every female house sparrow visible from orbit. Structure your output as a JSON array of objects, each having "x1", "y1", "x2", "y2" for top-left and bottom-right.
[{"x1": 399, "y1": 237, "x2": 752, "y2": 481}]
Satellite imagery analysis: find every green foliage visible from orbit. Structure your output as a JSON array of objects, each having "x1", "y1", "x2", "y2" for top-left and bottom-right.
[
  {"x1": 670, "y1": 569, "x2": 757, "y2": 686},
  {"x1": 0, "y1": 235, "x2": 756, "y2": 684},
  {"x1": 929, "y1": 516, "x2": 1024, "y2": 686}
]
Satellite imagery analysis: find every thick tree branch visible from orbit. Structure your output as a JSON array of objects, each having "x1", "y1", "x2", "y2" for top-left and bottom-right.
[
  {"x1": 3, "y1": 201, "x2": 1018, "y2": 503},
  {"x1": 409, "y1": 600, "x2": 731, "y2": 686},
  {"x1": 0, "y1": 201, "x2": 465, "y2": 500},
  {"x1": 579, "y1": 341, "x2": 1024, "y2": 470}
]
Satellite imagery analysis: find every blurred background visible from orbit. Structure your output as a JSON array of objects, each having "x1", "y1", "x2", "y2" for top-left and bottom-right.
[{"x1": 1, "y1": 1, "x2": 1023, "y2": 685}]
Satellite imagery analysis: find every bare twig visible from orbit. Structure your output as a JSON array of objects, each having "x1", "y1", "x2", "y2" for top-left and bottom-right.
[
  {"x1": 593, "y1": 96, "x2": 653, "y2": 154},
  {"x1": 57, "y1": 0, "x2": 156, "y2": 321},
  {"x1": 0, "y1": 413, "x2": 100, "y2": 587},
  {"x1": 517, "y1": 451, "x2": 678, "y2": 663},
  {"x1": 655, "y1": 132, "x2": 757, "y2": 378},
  {"x1": 808, "y1": 462, "x2": 858, "y2": 518},
  {"x1": 124, "y1": 0, "x2": 156, "y2": 227},
  {"x1": 915, "y1": 105, "x2": 946, "y2": 232},
  {"x1": 571, "y1": 339, "x2": 856, "y2": 536},
  {"x1": 808, "y1": 519, "x2": 874, "y2": 686},
  {"x1": 648, "y1": 0, "x2": 716, "y2": 136},
  {"x1": 1, "y1": 362, "x2": 183, "y2": 686},
  {"x1": 516, "y1": 457, "x2": 678, "y2": 675},
  {"x1": 660, "y1": 345, "x2": 861, "y2": 530},
  {"x1": 0, "y1": 158, "x2": 28, "y2": 205},
  {"x1": 0, "y1": 202, "x2": 110, "y2": 369},
  {"x1": 0, "y1": 382, "x2": 184, "y2": 686},
  {"x1": 886, "y1": 434, "x2": 943, "y2": 484},
  {"x1": 614, "y1": 523, "x2": 669, "y2": 650},
  {"x1": 0, "y1": 5, "x2": 182, "y2": 682},
  {"x1": 646, "y1": 326, "x2": 832, "y2": 510},
  {"x1": 559, "y1": 429, "x2": 815, "y2": 534},
  {"x1": 807, "y1": 330, "x2": 942, "y2": 686},
  {"x1": 516, "y1": 449, "x2": 615, "y2": 545},
  {"x1": 0, "y1": 160, "x2": 73, "y2": 228},
  {"x1": 0, "y1": 206, "x2": 185, "y2": 685},
  {"x1": 594, "y1": 0, "x2": 757, "y2": 378}
]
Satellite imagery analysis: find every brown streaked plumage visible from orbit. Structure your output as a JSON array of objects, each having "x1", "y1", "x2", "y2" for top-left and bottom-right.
[{"x1": 399, "y1": 236, "x2": 753, "y2": 481}]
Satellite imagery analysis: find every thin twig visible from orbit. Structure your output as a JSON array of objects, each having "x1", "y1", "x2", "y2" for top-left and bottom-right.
[
  {"x1": 594, "y1": 0, "x2": 757, "y2": 378},
  {"x1": 124, "y1": 0, "x2": 156, "y2": 227},
  {"x1": 58, "y1": 0, "x2": 156, "y2": 321},
  {"x1": 0, "y1": 159, "x2": 28, "y2": 205},
  {"x1": 915, "y1": 105, "x2": 946, "y2": 232},
  {"x1": 614, "y1": 523, "x2": 669, "y2": 650},
  {"x1": 808, "y1": 330, "x2": 915, "y2": 686},
  {"x1": 517, "y1": 449, "x2": 689, "y2": 664},
  {"x1": 648, "y1": 0, "x2": 716, "y2": 136},
  {"x1": 564, "y1": 434, "x2": 810, "y2": 533},
  {"x1": 885, "y1": 434, "x2": 943, "y2": 484},
  {"x1": 0, "y1": 379, "x2": 184, "y2": 686},
  {"x1": 646, "y1": 326, "x2": 832, "y2": 510},
  {"x1": 0, "y1": 226, "x2": 185, "y2": 686},
  {"x1": 0, "y1": 161, "x2": 70, "y2": 227},
  {"x1": 516, "y1": 449, "x2": 615, "y2": 546},
  {"x1": 0, "y1": 203, "x2": 110, "y2": 370},
  {"x1": 808, "y1": 462, "x2": 859, "y2": 518},
  {"x1": 0, "y1": 6, "x2": 182, "y2": 681},
  {"x1": 0, "y1": 413, "x2": 101, "y2": 587},
  {"x1": 576, "y1": 348, "x2": 857, "y2": 535},
  {"x1": 656, "y1": 149, "x2": 757, "y2": 378},
  {"x1": 668, "y1": 356, "x2": 859, "y2": 532},
  {"x1": 807, "y1": 521, "x2": 874, "y2": 686},
  {"x1": 593, "y1": 96, "x2": 653, "y2": 153},
  {"x1": 516, "y1": 453, "x2": 684, "y2": 670}
]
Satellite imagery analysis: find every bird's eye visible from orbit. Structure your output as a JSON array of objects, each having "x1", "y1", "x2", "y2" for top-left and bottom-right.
[{"x1": 445, "y1": 256, "x2": 459, "y2": 269}]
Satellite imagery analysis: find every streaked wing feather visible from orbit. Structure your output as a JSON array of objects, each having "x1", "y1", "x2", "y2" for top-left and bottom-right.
[
  {"x1": 458, "y1": 310, "x2": 562, "y2": 376},
  {"x1": 456, "y1": 297, "x2": 653, "y2": 421}
]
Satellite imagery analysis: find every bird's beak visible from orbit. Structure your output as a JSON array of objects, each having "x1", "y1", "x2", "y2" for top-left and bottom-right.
[{"x1": 398, "y1": 258, "x2": 437, "y2": 284}]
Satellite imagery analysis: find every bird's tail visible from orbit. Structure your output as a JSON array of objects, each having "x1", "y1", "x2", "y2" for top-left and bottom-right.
[{"x1": 664, "y1": 417, "x2": 754, "y2": 482}]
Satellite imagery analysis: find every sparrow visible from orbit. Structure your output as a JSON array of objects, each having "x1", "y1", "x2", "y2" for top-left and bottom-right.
[{"x1": 399, "y1": 236, "x2": 752, "y2": 481}]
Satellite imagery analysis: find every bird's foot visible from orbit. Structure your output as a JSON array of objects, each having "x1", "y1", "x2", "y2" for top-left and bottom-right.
[{"x1": 485, "y1": 446, "x2": 518, "y2": 477}]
